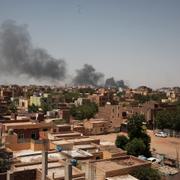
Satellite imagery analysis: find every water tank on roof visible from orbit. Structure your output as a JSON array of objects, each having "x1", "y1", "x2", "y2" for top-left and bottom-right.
[
  {"x1": 56, "y1": 145, "x2": 63, "y2": 152},
  {"x1": 71, "y1": 159, "x2": 77, "y2": 166}
]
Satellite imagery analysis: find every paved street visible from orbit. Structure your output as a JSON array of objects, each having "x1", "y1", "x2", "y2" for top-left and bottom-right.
[{"x1": 92, "y1": 130, "x2": 180, "y2": 160}]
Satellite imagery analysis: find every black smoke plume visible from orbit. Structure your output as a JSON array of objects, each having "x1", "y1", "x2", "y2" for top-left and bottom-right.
[
  {"x1": 0, "y1": 20, "x2": 66, "y2": 81},
  {"x1": 105, "y1": 77, "x2": 128, "y2": 88},
  {"x1": 105, "y1": 77, "x2": 116, "y2": 87},
  {"x1": 73, "y1": 64, "x2": 104, "y2": 86}
]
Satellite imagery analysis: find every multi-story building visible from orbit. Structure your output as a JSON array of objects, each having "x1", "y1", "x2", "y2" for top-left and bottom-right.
[
  {"x1": 97, "y1": 104, "x2": 126, "y2": 132},
  {"x1": 3, "y1": 121, "x2": 52, "y2": 151},
  {"x1": 83, "y1": 118, "x2": 110, "y2": 135},
  {"x1": 29, "y1": 95, "x2": 42, "y2": 107},
  {"x1": 18, "y1": 97, "x2": 29, "y2": 110}
]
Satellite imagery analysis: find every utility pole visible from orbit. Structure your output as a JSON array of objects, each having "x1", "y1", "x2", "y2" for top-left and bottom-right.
[
  {"x1": 64, "y1": 159, "x2": 72, "y2": 180},
  {"x1": 7, "y1": 170, "x2": 14, "y2": 180},
  {"x1": 42, "y1": 139, "x2": 49, "y2": 180}
]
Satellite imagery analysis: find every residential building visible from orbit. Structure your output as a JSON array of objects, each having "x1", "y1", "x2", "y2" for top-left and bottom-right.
[
  {"x1": 29, "y1": 95, "x2": 42, "y2": 107},
  {"x1": 3, "y1": 121, "x2": 52, "y2": 151},
  {"x1": 85, "y1": 156, "x2": 151, "y2": 180},
  {"x1": 83, "y1": 118, "x2": 110, "y2": 135},
  {"x1": 18, "y1": 97, "x2": 29, "y2": 110}
]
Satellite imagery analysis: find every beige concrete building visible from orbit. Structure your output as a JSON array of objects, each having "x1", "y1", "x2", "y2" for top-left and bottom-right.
[
  {"x1": 86, "y1": 156, "x2": 151, "y2": 180},
  {"x1": 97, "y1": 101, "x2": 160, "y2": 131},
  {"x1": 3, "y1": 121, "x2": 52, "y2": 151},
  {"x1": 97, "y1": 104, "x2": 126, "y2": 132},
  {"x1": 83, "y1": 118, "x2": 110, "y2": 135},
  {"x1": 2, "y1": 159, "x2": 85, "y2": 180}
]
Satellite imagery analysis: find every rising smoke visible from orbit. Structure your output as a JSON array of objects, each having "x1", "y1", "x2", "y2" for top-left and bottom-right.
[
  {"x1": 73, "y1": 64, "x2": 104, "y2": 86},
  {"x1": 0, "y1": 20, "x2": 66, "y2": 82},
  {"x1": 0, "y1": 20, "x2": 128, "y2": 87},
  {"x1": 105, "y1": 77, "x2": 128, "y2": 88}
]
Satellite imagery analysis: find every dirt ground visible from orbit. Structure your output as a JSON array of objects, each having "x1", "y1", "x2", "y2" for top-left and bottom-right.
[{"x1": 92, "y1": 130, "x2": 180, "y2": 160}]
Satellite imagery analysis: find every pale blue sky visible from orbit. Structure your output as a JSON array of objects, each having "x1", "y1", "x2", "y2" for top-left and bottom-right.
[{"x1": 0, "y1": 0, "x2": 180, "y2": 88}]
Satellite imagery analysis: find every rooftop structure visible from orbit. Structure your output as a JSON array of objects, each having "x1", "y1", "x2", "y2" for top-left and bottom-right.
[
  {"x1": 87, "y1": 156, "x2": 151, "y2": 180},
  {"x1": 106, "y1": 175, "x2": 138, "y2": 180},
  {"x1": 62, "y1": 149, "x2": 93, "y2": 160},
  {"x1": 10, "y1": 160, "x2": 85, "y2": 180},
  {"x1": 3, "y1": 121, "x2": 52, "y2": 131}
]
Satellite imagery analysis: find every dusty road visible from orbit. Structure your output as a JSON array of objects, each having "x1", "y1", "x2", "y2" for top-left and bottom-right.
[{"x1": 92, "y1": 130, "x2": 180, "y2": 160}]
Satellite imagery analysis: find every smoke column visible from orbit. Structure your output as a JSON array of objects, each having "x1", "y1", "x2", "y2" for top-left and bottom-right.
[
  {"x1": 105, "y1": 77, "x2": 128, "y2": 88},
  {"x1": 0, "y1": 20, "x2": 66, "y2": 81},
  {"x1": 73, "y1": 64, "x2": 104, "y2": 86}
]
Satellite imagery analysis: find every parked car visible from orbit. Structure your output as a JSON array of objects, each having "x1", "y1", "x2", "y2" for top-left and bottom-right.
[
  {"x1": 155, "y1": 131, "x2": 168, "y2": 138},
  {"x1": 138, "y1": 155, "x2": 147, "y2": 161},
  {"x1": 147, "y1": 157, "x2": 161, "y2": 164}
]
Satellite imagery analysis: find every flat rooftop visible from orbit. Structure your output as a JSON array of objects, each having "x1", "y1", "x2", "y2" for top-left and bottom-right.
[
  {"x1": 13, "y1": 160, "x2": 85, "y2": 179},
  {"x1": 74, "y1": 144, "x2": 97, "y2": 150},
  {"x1": 3, "y1": 121, "x2": 51, "y2": 130},
  {"x1": 55, "y1": 124, "x2": 71, "y2": 127},
  {"x1": 67, "y1": 137, "x2": 99, "y2": 144},
  {"x1": 52, "y1": 140, "x2": 73, "y2": 146},
  {"x1": 52, "y1": 132, "x2": 81, "y2": 137},
  {"x1": 47, "y1": 165, "x2": 84, "y2": 179},
  {"x1": 13, "y1": 150, "x2": 42, "y2": 158},
  {"x1": 100, "y1": 141, "x2": 115, "y2": 146},
  {"x1": 93, "y1": 156, "x2": 151, "y2": 172},
  {"x1": 100, "y1": 145, "x2": 126, "y2": 154},
  {"x1": 14, "y1": 161, "x2": 61, "y2": 172},
  {"x1": 106, "y1": 175, "x2": 138, "y2": 180},
  {"x1": 88, "y1": 120, "x2": 107, "y2": 124},
  {"x1": 16, "y1": 152, "x2": 65, "y2": 163},
  {"x1": 62, "y1": 149, "x2": 93, "y2": 159}
]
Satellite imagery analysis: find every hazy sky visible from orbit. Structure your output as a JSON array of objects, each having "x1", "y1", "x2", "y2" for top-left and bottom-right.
[{"x1": 0, "y1": 0, "x2": 180, "y2": 88}]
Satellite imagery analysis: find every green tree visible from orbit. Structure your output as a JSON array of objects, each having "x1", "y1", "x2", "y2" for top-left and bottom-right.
[
  {"x1": 134, "y1": 94, "x2": 150, "y2": 104},
  {"x1": 8, "y1": 101, "x2": 17, "y2": 113},
  {"x1": 126, "y1": 138, "x2": 146, "y2": 156},
  {"x1": 172, "y1": 110, "x2": 180, "y2": 131},
  {"x1": 64, "y1": 92, "x2": 80, "y2": 103},
  {"x1": 28, "y1": 104, "x2": 39, "y2": 113},
  {"x1": 0, "y1": 157, "x2": 10, "y2": 173},
  {"x1": 115, "y1": 135, "x2": 129, "y2": 150},
  {"x1": 155, "y1": 110, "x2": 172, "y2": 130},
  {"x1": 127, "y1": 114, "x2": 151, "y2": 157},
  {"x1": 127, "y1": 114, "x2": 146, "y2": 140},
  {"x1": 131, "y1": 167, "x2": 161, "y2": 180},
  {"x1": 70, "y1": 102, "x2": 98, "y2": 120},
  {"x1": 40, "y1": 97, "x2": 53, "y2": 114},
  {"x1": 141, "y1": 133, "x2": 151, "y2": 157},
  {"x1": 150, "y1": 93, "x2": 166, "y2": 102}
]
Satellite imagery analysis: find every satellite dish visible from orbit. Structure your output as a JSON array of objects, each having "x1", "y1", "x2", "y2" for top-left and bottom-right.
[
  {"x1": 56, "y1": 145, "x2": 63, "y2": 152},
  {"x1": 71, "y1": 159, "x2": 77, "y2": 166}
]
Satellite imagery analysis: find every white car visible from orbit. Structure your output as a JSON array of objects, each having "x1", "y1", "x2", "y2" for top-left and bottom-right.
[
  {"x1": 155, "y1": 131, "x2": 167, "y2": 138},
  {"x1": 138, "y1": 155, "x2": 147, "y2": 161},
  {"x1": 147, "y1": 157, "x2": 161, "y2": 164}
]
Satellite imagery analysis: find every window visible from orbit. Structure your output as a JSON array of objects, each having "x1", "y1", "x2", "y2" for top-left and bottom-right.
[
  {"x1": 22, "y1": 102, "x2": 25, "y2": 107},
  {"x1": 31, "y1": 131, "x2": 37, "y2": 140},
  {"x1": 18, "y1": 133, "x2": 24, "y2": 139},
  {"x1": 122, "y1": 112, "x2": 127, "y2": 118}
]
